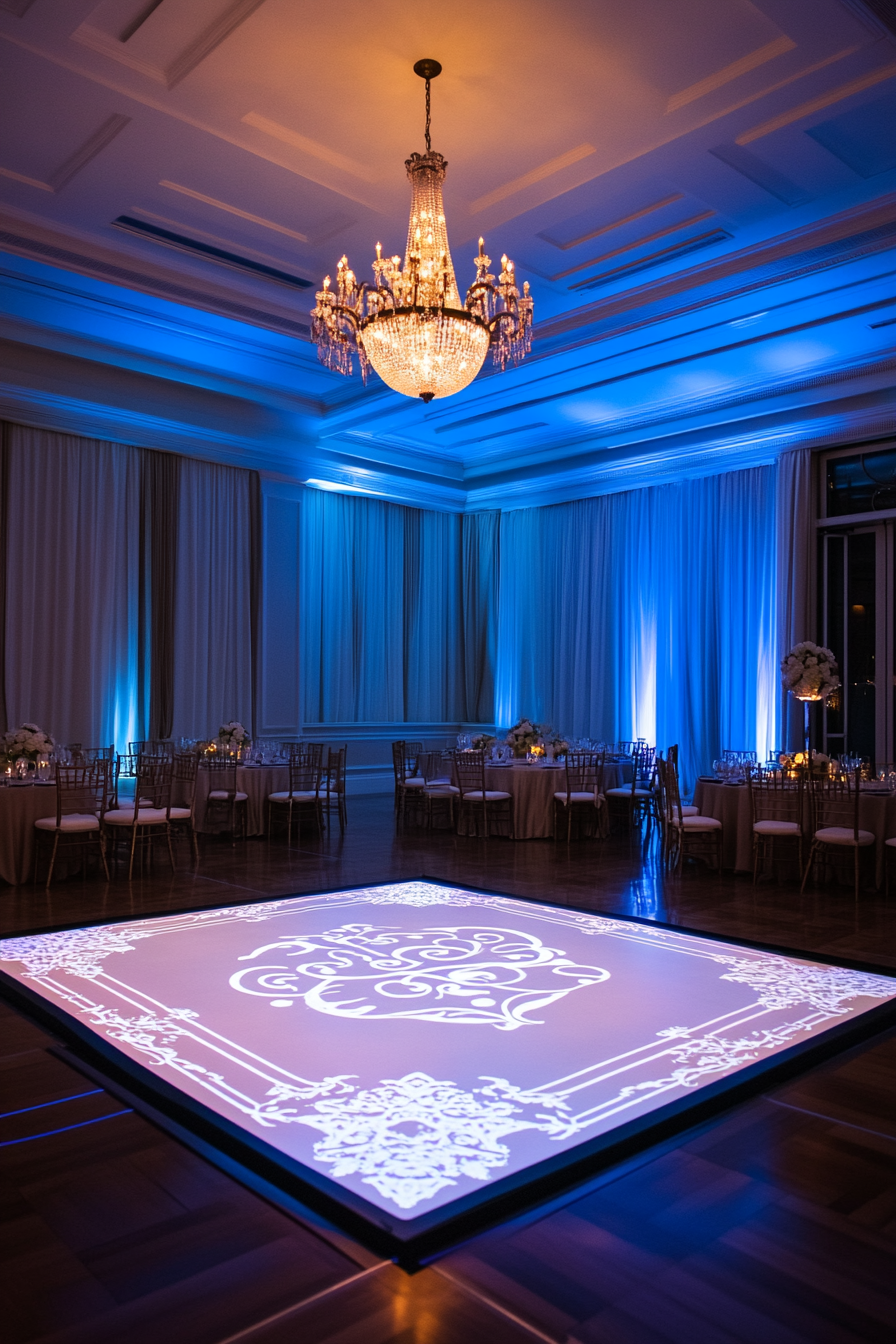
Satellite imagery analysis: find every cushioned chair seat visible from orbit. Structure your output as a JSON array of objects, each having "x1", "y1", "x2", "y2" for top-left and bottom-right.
[
  {"x1": 464, "y1": 790, "x2": 511, "y2": 801},
  {"x1": 669, "y1": 804, "x2": 699, "y2": 818},
  {"x1": 208, "y1": 790, "x2": 248, "y2": 801},
  {"x1": 554, "y1": 791, "x2": 599, "y2": 803},
  {"x1": 426, "y1": 784, "x2": 459, "y2": 795},
  {"x1": 402, "y1": 778, "x2": 426, "y2": 789},
  {"x1": 268, "y1": 790, "x2": 318, "y2": 802},
  {"x1": 426, "y1": 776, "x2": 453, "y2": 787},
  {"x1": 34, "y1": 813, "x2": 99, "y2": 832},
  {"x1": 753, "y1": 819, "x2": 800, "y2": 835},
  {"x1": 605, "y1": 786, "x2": 652, "y2": 798},
  {"x1": 673, "y1": 814, "x2": 722, "y2": 830},
  {"x1": 168, "y1": 807, "x2": 192, "y2": 820},
  {"x1": 814, "y1": 826, "x2": 874, "y2": 846},
  {"x1": 885, "y1": 837, "x2": 896, "y2": 848},
  {"x1": 104, "y1": 807, "x2": 168, "y2": 825}
]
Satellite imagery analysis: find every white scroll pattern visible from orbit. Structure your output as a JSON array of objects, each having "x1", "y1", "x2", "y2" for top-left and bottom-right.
[{"x1": 229, "y1": 923, "x2": 610, "y2": 1029}]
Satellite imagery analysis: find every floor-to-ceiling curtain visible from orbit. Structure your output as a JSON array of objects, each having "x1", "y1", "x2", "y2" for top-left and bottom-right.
[
  {"x1": 491, "y1": 465, "x2": 778, "y2": 790},
  {"x1": 170, "y1": 456, "x2": 256, "y2": 739},
  {"x1": 0, "y1": 422, "x2": 260, "y2": 752},
  {"x1": 776, "y1": 447, "x2": 814, "y2": 751},
  {"x1": 1, "y1": 424, "x2": 143, "y2": 750},
  {"x1": 301, "y1": 488, "x2": 465, "y2": 723}
]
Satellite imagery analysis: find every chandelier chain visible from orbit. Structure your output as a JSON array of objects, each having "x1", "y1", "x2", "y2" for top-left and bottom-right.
[{"x1": 425, "y1": 77, "x2": 431, "y2": 153}]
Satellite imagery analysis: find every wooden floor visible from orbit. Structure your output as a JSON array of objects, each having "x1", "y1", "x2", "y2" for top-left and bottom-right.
[{"x1": 2, "y1": 796, "x2": 896, "y2": 1344}]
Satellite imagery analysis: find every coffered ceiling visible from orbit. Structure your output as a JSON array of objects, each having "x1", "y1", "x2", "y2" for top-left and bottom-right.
[{"x1": 0, "y1": 0, "x2": 894, "y2": 508}]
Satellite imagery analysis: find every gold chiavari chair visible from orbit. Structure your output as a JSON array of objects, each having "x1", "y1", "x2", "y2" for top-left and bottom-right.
[
  {"x1": 321, "y1": 745, "x2": 348, "y2": 833},
  {"x1": 103, "y1": 754, "x2": 175, "y2": 879},
  {"x1": 33, "y1": 761, "x2": 110, "y2": 886},
  {"x1": 662, "y1": 756, "x2": 722, "y2": 873},
  {"x1": 267, "y1": 752, "x2": 323, "y2": 842},
  {"x1": 452, "y1": 749, "x2": 513, "y2": 839},
  {"x1": 170, "y1": 751, "x2": 201, "y2": 863},
  {"x1": 801, "y1": 771, "x2": 874, "y2": 900},
  {"x1": 605, "y1": 743, "x2": 655, "y2": 832},
  {"x1": 201, "y1": 756, "x2": 250, "y2": 842},
  {"x1": 749, "y1": 770, "x2": 804, "y2": 883},
  {"x1": 391, "y1": 740, "x2": 426, "y2": 824},
  {"x1": 553, "y1": 751, "x2": 605, "y2": 842}
]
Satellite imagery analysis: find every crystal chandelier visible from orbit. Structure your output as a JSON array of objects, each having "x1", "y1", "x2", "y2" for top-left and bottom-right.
[{"x1": 311, "y1": 60, "x2": 533, "y2": 403}]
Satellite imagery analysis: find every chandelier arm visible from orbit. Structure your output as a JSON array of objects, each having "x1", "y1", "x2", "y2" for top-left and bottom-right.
[{"x1": 485, "y1": 310, "x2": 524, "y2": 340}]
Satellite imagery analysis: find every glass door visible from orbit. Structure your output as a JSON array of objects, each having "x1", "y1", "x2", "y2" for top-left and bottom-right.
[{"x1": 819, "y1": 522, "x2": 894, "y2": 766}]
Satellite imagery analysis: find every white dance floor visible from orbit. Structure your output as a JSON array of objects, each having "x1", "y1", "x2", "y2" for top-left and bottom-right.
[{"x1": 2, "y1": 882, "x2": 894, "y2": 1247}]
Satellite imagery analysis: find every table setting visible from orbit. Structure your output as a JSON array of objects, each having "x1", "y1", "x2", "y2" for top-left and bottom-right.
[{"x1": 453, "y1": 722, "x2": 631, "y2": 839}]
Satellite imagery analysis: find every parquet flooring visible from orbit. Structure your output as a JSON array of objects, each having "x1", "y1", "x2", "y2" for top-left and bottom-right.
[{"x1": 2, "y1": 795, "x2": 895, "y2": 1343}]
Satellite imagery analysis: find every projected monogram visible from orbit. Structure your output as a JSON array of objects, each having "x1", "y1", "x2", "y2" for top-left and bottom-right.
[{"x1": 229, "y1": 923, "x2": 610, "y2": 1029}]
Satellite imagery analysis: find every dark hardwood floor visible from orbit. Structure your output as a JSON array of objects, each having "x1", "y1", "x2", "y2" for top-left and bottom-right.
[{"x1": 2, "y1": 796, "x2": 895, "y2": 1343}]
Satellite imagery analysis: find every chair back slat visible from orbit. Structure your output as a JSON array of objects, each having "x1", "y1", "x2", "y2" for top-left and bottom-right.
[
  {"x1": 749, "y1": 772, "x2": 803, "y2": 827},
  {"x1": 288, "y1": 753, "x2": 322, "y2": 796},
  {"x1": 452, "y1": 749, "x2": 486, "y2": 797},
  {"x1": 135, "y1": 755, "x2": 173, "y2": 809},
  {"x1": 811, "y1": 772, "x2": 863, "y2": 841},
  {"x1": 565, "y1": 751, "x2": 602, "y2": 794},
  {"x1": 53, "y1": 762, "x2": 108, "y2": 823}
]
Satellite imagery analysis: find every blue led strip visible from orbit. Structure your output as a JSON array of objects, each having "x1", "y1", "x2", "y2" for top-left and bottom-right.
[
  {"x1": 0, "y1": 1110, "x2": 132, "y2": 1147},
  {"x1": 0, "y1": 1088, "x2": 104, "y2": 1119}
]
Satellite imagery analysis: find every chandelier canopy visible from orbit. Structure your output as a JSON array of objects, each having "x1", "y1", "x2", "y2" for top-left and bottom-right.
[{"x1": 312, "y1": 60, "x2": 533, "y2": 403}]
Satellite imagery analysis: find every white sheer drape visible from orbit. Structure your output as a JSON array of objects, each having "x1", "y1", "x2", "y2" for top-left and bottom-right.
[
  {"x1": 301, "y1": 488, "x2": 464, "y2": 723},
  {"x1": 490, "y1": 466, "x2": 778, "y2": 790},
  {"x1": 170, "y1": 457, "x2": 255, "y2": 739},
  {"x1": 2, "y1": 425, "x2": 142, "y2": 750},
  {"x1": 776, "y1": 448, "x2": 814, "y2": 750}
]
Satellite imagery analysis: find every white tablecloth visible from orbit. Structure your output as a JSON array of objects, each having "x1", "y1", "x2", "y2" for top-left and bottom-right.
[
  {"x1": 693, "y1": 779, "x2": 896, "y2": 884},
  {"x1": 457, "y1": 760, "x2": 628, "y2": 839},
  {"x1": 0, "y1": 782, "x2": 62, "y2": 884},
  {"x1": 193, "y1": 764, "x2": 290, "y2": 835}
]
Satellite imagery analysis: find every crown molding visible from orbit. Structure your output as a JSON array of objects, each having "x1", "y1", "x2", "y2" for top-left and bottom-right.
[
  {"x1": 0, "y1": 210, "x2": 313, "y2": 342},
  {"x1": 528, "y1": 192, "x2": 896, "y2": 359},
  {"x1": 460, "y1": 349, "x2": 896, "y2": 480},
  {"x1": 466, "y1": 401, "x2": 896, "y2": 512}
]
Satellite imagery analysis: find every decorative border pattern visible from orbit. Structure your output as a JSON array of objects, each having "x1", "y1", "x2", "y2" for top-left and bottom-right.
[{"x1": 2, "y1": 882, "x2": 894, "y2": 1215}]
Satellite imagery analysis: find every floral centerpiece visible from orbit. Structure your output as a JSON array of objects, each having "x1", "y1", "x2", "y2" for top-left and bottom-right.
[
  {"x1": 505, "y1": 718, "x2": 544, "y2": 758},
  {"x1": 217, "y1": 721, "x2": 250, "y2": 752},
  {"x1": 781, "y1": 642, "x2": 840, "y2": 701},
  {"x1": 551, "y1": 735, "x2": 570, "y2": 758},
  {"x1": 3, "y1": 722, "x2": 54, "y2": 764},
  {"x1": 778, "y1": 750, "x2": 832, "y2": 777},
  {"x1": 471, "y1": 733, "x2": 496, "y2": 751}
]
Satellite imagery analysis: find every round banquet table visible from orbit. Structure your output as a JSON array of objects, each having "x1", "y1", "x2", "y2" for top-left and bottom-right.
[
  {"x1": 692, "y1": 778, "x2": 896, "y2": 885},
  {"x1": 457, "y1": 759, "x2": 629, "y2": 840},
  {"x1": 0, "y1": 782, "x2": 62, "y2": 885},
  {"x1": 192, "y1": 763, "x2": 291, "y2": 836}
]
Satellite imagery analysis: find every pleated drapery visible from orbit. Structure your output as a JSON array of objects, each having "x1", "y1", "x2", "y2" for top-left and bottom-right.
[
  {"x1": 0, "y1": 423, "x2": 260, "y2": 752},
  {"x1": 775, "y1": 448, "x2": 814, "y2": 751},
  {"x1": 1, "y1": 425, "x2": 143, "y2": 751},
  {"x1": 301, "y1": 488, "x2": 464, "y2": 723},
  {"x1": 487, "y1": 467, "x2": 778, "y2": 791},
  {"x1": 0, "y1": 419, "x2": 795, "y2": 787},
  {"x1": 170, "y1": 456, "x2": 256, "y2": 740}
]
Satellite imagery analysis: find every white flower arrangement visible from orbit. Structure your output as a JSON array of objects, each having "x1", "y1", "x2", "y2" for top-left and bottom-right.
[
  {"x1": 505, "y1": 718, "x2": 546, "y2": 758},
  {"x1": 781, "y1": 642, "x2": 840, "y2": 701},
  {"x1": 3, "y1": 722, "x2": 55, "y2": 763},
  {"x1": 551, "y1": 736, "x2": 570, "y2": 757},
  {"x1": 471, "y1": 733, "x2": 496, "y2": 750},
  {"x1": 218, "y1": 721, "x2": 250, "y2": 750}
]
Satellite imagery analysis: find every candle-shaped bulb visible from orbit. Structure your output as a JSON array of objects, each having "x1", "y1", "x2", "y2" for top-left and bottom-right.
[
  {"x1": 478, "y1": 237, "x2": 485, "y2": 255},
  {"x1": 375, "y1": 241, "x2": 382, "y2": 259}
]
